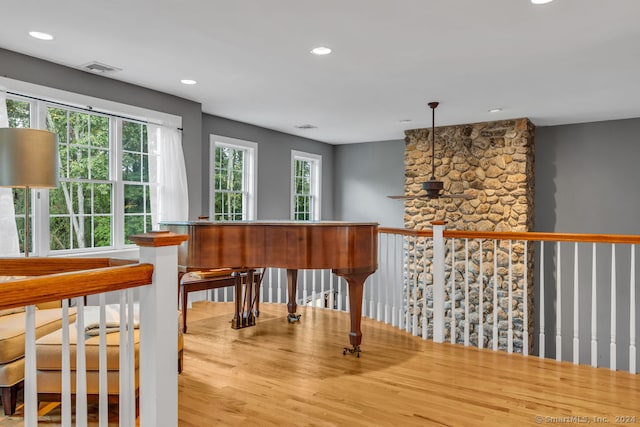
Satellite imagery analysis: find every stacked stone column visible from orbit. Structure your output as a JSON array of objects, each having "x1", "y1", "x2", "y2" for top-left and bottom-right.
[{"x1": 404, "y1": 118, "x2": 535, "y2": 352}]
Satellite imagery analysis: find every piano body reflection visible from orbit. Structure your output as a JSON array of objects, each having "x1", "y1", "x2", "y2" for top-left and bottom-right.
[{"x1": 160, "y1": 220, "x2": 378, "y2": 354}]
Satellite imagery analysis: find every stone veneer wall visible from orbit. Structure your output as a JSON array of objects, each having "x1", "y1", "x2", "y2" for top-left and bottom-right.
[{"x1": 403, "y1": 118, "x2": 535, "y2": 352}]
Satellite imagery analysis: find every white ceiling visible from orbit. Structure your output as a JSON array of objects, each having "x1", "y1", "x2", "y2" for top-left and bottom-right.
[{"x1": 1, "y1": 0, "x2": 639, "y2": 144}]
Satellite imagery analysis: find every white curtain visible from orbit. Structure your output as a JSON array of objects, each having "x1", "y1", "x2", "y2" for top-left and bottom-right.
[
  {"x1": 0, "y1": 89, "x2": 21, "y2": 256},
  {"x1": 148, "y1": 124, "x2": 189, "y2": 228}
]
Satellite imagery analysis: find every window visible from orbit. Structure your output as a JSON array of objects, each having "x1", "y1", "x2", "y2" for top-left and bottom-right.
[
  {"x1": 6, "y1": 93, "x2": 154, "y2": 254},
  {"x1": 122, "y1": 121, "x2": 152, "y2": 244},
  {"x1": 210, "y1": 135, "x2": 257, "y2": 220},
  {"x1": 291, "y1": 151, "x2": 321, "y2": 221}
]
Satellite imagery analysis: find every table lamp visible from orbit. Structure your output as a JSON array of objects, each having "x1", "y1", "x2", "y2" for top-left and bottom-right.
[{"x1": 0, "y1": 128, "x2": 58, "y2": 257}]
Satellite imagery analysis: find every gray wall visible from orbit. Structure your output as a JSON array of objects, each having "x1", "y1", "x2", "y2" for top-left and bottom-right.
[
  {"x1": 535, "y1": 118, "x2": 640, "y2": 234},
  {"x1": 0, "y1": 48, "x2": 204, "y2": 219},
  {"x1": 334, "y1": 139, "x2": 405, "y2": 228},
  {"x1": 201, "y1": 114, "x2": 335, "y2": 220}
]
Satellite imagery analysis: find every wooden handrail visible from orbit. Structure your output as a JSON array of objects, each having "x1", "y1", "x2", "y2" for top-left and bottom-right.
[
  {"x1": 378, "y1": 227, "x2": 640, "y2": 245},
  {"x1": 0, "y1": 257, "x2": 137, "y2": 276},
  {"x1": 378, "y1": 227, "x2": 433, "y2": 237},
  {"x1": 0, "y1": 263, "x2": 154, "y2": 310}
]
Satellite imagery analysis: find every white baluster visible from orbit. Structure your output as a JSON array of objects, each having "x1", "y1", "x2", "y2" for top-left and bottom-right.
[
  {"x1": 62, "y1": 298, "x2": 71, "y2": 427},
  {"x1": 464, "y1": 239, "x2": 470, "y2": 347},
  {"x1": 412, "y1": 235, "x2": 419, "y2": 336},
  {"x1": 422, "y1": 236, "x2": 429, "y2": 340},
  {"x1": 539, "y1": 241, "x2": 545, "y2": 359},
  {"x1": 392, "y1": 235, "x2": 404, "y2": 329},
  {"x1": 556, "y1": 241, "x2": 562, "y2": 362},
  {"x1": 400, "y1": 235, "x2": 407, "y2": 330},
  {"x1": 404, "y1": 235, "x2": 411, "y2": 332},
  {"x1": 378, "y1": 234, "x2": 383, "y2": 321},
  {"x1": 591, "y1": 243, "x2": 598, "y2": 368},
  {"x1": 610, "y1": 244, "x2": 617, "y2": 371},
  {"x1": 630, "y1": 245, "x2": 636, "y2": 374},
  {"x1": 337, "y1": 275, "x2": 343, "y2": 312},
  {"x1": 573, "y1": 242, "x2": 580, "y2": 365},
  {"x1": 24, "y1": 305, "x2": 37, "y2": 426},
  {"x1": 493, "y1": 240, "x2": 498, "y2": 352},
  {"x1": 311, "y1": 270, "x2": 316, "y2": 307},
  {"x1": 119, "y1": 291, "x2": 130, "y2": 427},
  {"x1": 99, "y1": 293, "x2": 108, "y2": 426},
  {"x1": 75, "y1": 297, "x2": 87, "y2": 427},
  {"x1": 378, "y1": 234, "x2": 388, "y2": 324},
  {"x1": 523, "y1": 240, "x2": 529, "y2": 357},
  {"x1": 329, "y1": 269, "x2": 335, "y2": 311},
  {"x1": 450, "y1": 238, "x2": 456, "y2": 345},
  {"x1": 479, "y1": 239, "x2": 484, "y2": 350},
  {"x1": 320, "y1": 268, "x2": 326, "y2": 310},
  {"x1": 267, "y1": 268, "x2": 272, "y2": 303},
  {"x1": 508, "y1": 240, "x2": 513, "y2": 354},
  {"x1": 126, "y1": 290, "x2": 136, "y2": 427},
  {"x1": 277, "y1": 268, "x2": 282, "y2": 304},
  {"x1": 345, "y1": 278, "x2": 350, "y2": 312},
  {"x1": 432, "y1": 222, "x2": 446, "y2": 343},
  {"x1": 302, "y1": 270, "x2": 308, "y2": 306}
]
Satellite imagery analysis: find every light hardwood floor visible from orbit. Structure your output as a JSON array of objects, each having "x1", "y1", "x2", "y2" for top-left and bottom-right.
[
  {"x1": 178, "y1": 302, "x2": 639, "y2": 426},
  {"x1": 2, "y1": 301, "x2": 639, "y2": 426}
]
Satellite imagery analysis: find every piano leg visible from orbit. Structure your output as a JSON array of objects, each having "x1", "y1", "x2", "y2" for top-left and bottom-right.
[
  {"x1": 286, "y1": 269, "x2": 302, "y2": 323},
  {"x1": 336, "y1": 271, "x2": 371, "y2": 357}
]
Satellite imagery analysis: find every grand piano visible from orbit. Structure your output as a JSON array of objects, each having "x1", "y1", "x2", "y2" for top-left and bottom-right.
[{"x1": 160, "y1": 220, "x2": 378, "y2": 355}]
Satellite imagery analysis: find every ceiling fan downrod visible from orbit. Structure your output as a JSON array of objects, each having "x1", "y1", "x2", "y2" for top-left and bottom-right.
[
  {"x1": 423, "y1": 101, "x2": 444, "y2": 198},
  {"x1": 428, "y1": 101, "x2": 439, "y2": 181}
]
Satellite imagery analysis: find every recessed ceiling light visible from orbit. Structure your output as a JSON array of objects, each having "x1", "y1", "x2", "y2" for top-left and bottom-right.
[
  {"x1": 295, "y1": 124, "x2": 318, "y2": 129},
  {"x1": 310, "y1": 46, "x2": 332, "y2": 56},
  {"x1": 488, "y1": 108, "x2": 502, "y2": 113},
  {"x1": 399, "y1": 119, "x2": 412, "y2": 124},
  {"x1": 531, "y1": 0, "x2": 554, "y2": 4},
  {"x1": 180, "y1": 79, "x2": 197, "y2": 85},
  {"x1": 29, "y1": 31, "x2": 54, "y2": 41}
]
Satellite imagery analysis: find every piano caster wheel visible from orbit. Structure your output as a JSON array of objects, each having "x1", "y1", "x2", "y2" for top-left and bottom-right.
[
  {"x1": 287, "y1": 313, "x2": 301, "y2": 323},
  {"x1": 343, "y1": 346, "x2": 361, "y2": 358}
]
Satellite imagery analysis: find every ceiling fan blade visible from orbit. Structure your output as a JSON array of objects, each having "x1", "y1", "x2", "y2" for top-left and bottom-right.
[
  {"x1": 386, "y1": 195, "x2": 424, "y2": 200},
  {"x1": 388, "y1": 193, "x2": 474, "y2": 200},
  {"x1": 440, "y1": 193, "x2": 474, "y2": 200}
]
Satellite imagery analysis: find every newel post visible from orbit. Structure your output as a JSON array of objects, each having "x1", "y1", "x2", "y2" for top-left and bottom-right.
[
  {"x1": 130, "y1": 231, "x2": 188, "y2": 427},
  {"x1": 431, "y1": 221, "x2": 447, "y2": 343}
]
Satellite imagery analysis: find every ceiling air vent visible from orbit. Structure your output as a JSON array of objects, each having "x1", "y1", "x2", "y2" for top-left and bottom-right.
[
  {"x1": 294, "y1": 124, "x2": 317, "y2": 129},
  {"x1": 79, "y1": 61, "x2": 122, "y2": 74}
]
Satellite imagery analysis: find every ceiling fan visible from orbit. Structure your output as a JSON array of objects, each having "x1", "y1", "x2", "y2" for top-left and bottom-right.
[{"x1": 388, "y1": 101, "x2": 473, "y2": 201}]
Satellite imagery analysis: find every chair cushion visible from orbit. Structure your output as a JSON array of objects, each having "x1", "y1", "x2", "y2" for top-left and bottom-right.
[
  {"x1": 0, "y1": 308, "x2": 76, "y2": 365},
  {"x1": 0, "y1": 356, "x2": 25, "y2": 387},
  {"x1": 37, "y1": 369, "x2": 139, "y2": 395},
  {"x1": 36, "y1": 324, "x2": 140, "y2": 371},
  {"x1": 36, "y1": 323, "x2": 183, "y2": 371}
]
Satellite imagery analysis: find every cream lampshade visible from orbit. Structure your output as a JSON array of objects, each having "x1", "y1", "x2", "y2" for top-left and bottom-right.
[{"x1": 0, "y1": 128, "x2": 59, "y2": 256}]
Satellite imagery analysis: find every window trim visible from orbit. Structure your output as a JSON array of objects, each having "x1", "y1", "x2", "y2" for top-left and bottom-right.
[
  {"x1": 290, "y1": 150, "x2": 322, "y2": 221},
  {"x1": 209, "y1": 135, "x2": 258, "y2": 220}
]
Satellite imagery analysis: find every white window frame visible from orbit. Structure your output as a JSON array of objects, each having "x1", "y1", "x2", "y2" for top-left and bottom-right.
[
  {"x1": 209, "y1": 135, "x2": 258, "y2": 220},
  {"x1": 3, "y1": 80, "x2": 180, "y2": 257},
  {"x1": 290, "y1": 150, "x2": 322, "y2": 221}
]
